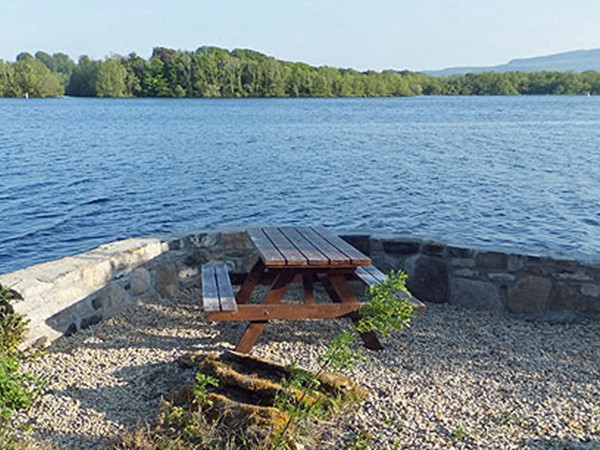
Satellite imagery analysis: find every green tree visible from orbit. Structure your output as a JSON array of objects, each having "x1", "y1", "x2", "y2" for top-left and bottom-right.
[
  {"x1": 95, "y1": 59, "x2": 127, "y2": 97},
  {"x1": 67, "y1": 56, "x2": 99, "y2": 96},
  {"x1": 11, "y1": 58, "x2": 63, "y2": 97}
]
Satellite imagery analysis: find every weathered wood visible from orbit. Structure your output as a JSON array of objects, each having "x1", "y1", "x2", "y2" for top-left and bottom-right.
[
  {"x1": 208, "y1": 303, "x2": 365, "y2": 321},
  {"x1": 262, "y1": 227, "x2": 307, "y2": 266},
  {"x1": 214, "y1": 264, "x2": 237, "y2": 312},
  {"x1": 235, "y1": 271, "x2": 295, "y2": 353},
  {"x1": 295, "y1": 227, "x2": 351, "y2": 265},
  {"x1": 313, "y1": 226, "x2": 371, "y2": 266},
  {"x1": 279, "y1": 227, "x2": 330, "y2": 266},
  {"x1": 355, "y1": 265, "x2": 427, "y2": 311},
  {"x1": 326, "y1": 274, "x2": 383, "y2": 351},
  {"x1": 247, "y1": 228, "x2": 287, "y2": 266},
  {"x1": 236, "y1": 260, "x2": 266, "y2": 305},
  {"x1": 201, "y1": 265, "x2": 220, "y2": 312},
  {"x1": 354, "y1": 266, "x2": 380, "y2": 286}
]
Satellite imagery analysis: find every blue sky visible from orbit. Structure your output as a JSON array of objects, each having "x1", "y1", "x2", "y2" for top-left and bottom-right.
[{"x1": 1, "y1": 0, "x2": 600, "y2": 71}]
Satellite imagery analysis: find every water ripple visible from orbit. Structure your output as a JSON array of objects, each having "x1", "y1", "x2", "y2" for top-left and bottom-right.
[{"x1": 1, "y1": 96, "x2": 600, "y2": 273}]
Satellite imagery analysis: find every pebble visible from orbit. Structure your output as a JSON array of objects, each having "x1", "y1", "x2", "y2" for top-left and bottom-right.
[{"x1": 9, "y1": 285, "x2": 600, "y2": 449}]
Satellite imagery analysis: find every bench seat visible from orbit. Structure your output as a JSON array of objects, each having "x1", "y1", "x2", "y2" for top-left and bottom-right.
[
  {"x1": 355, "y1": 265, "x2": 426, "y2": 311},
  {"x1": 202, "y1": 264, "x2": 237, "y2": 315}
]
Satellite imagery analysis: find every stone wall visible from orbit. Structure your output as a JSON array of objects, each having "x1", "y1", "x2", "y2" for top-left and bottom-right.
[
  {"x1": 343, "y1": 233, "x2": 600, "y2": 322},
  {"x1": 0, "y1": 231, "x2": 257, "y2": 347},
  {"x1": 0, "y1": 230, "x2": 598, "y2": 347}
]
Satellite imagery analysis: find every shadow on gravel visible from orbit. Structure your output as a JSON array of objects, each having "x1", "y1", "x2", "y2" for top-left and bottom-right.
[{"x1": 30, "y1": 290, "x2": 599, "y2": 449}]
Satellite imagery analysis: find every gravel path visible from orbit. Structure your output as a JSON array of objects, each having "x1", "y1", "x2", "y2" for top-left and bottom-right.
[{"x1": 12, "y1": 285, "x2": 600, "y2": 449}]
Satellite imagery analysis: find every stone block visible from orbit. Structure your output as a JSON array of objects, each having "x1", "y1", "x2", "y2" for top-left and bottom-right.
[
  {"x1": 130, "y1": 267, "x2": 151, "y2": 296},
  {"x1": 523, "y1": 256, "x2": 554, "y2": 276},
  {"x1": 155, "y1": 263, "x2": 180, "y2": 297},
  {"x1": 450, "y1": 258, "x2": 476, "y2": 268},
  {"x1": 449, "y1": 277, "x2": 502, "y2": 310},
  {"x1": 553, "y1": 270, "x2": 593, "y2": 282},
  {"x1": 549, "y1": 283, "x2": 587, "y2": 311},
  {"x1": 476, "y1": 252, "x2": 508, "y2": 270},
  {"x1": 81, "y1": 260, "x2": 113, "y2": 287},
  {"x1": 452, "y1": 268, "x2": 480, "y2": 278},
  {"x1": 507, "y1": 255, "x2": 525, "y2": 272},
  {"x1": 586, "y1": 298, "x2": 600, "y2": 313},
  {"x1": 406, "y1": 255, "x2": 448, "y2": 303},
  {"x1": 341, "y1": 235, "x2": 371, "y2": 256},
  {"x1": 487, "y1": 272, "x2": 516, "y2": 283},
  {"x1": 447, "y1": 246, "x2": 473, "y2": 259},
  {"x1": 580, "y1": 284, "x2": 600, "y2": 298},
  {"x1": 507, "y1": 276, "x2": 551, "y2": 313},
  {"x1": 100, "y1": 284, "x2": 131, "y2": 318},
  {"x1": 217, "y1": 231, "x2": 254, "y2": 250},
  {"x1": 381, "y1": 239, "x2": 420, "y2": 255},
  {"x1": 421, "y1": 241, "x2": 445, "y2": 257}
]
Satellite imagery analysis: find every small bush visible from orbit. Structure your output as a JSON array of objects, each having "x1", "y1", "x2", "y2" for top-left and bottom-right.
[
  {"x1": 0, "y1": 285, "x2": 28, "y2": 356},
  {"x1": 0, "y1": 283, "x2": 44, "y2": 427}
]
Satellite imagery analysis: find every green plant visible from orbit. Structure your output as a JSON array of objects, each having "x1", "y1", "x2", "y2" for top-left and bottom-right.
[
  {"x1": 273, "y1": 271, "x2": 415, "y2": 448},
  {"x1": 0, "y1": 283, "x2": 45, "y2": 442},
  {"x1": 0, "y1": 285, "x2": 28, "y2": 356},
  {"x1": 0, "y1": 353, "x2": 38, "y2": 419},
  {"x1": 190, "y1": 372, "x2": 219, "y2": 408}
]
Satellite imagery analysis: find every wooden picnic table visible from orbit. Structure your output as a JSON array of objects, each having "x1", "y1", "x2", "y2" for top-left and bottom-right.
[{"x1": 202, "y1": 226, "x2": 425, "y2": 353}]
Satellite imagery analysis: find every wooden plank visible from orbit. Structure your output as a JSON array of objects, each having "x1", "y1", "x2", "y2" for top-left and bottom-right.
[
  {"x1": 235, "y1": 271, "x2": 295, "y2": 353},
  {"x1": 355, "y1": 265, "x2": 427, "y2": 311},
  {"x1": 201, "y1": 265, "x2": 220, "y2": 312},
  {"x1": 395, "y1": 290, "x2": 427, "y2": 311},
  {"x1": 207, "y1": 303, "x2": 365, "y2": 321},
  {"x1": 326, "y1": 274, "x2": 383, "y2": 351},
  {"x1": 247, "y1": 228, "x2": 287, "y2": 266},
  {"x1": 279, "y1": 227, "x2": 330, "y2": 266},
  {"x1": 262, "y1": 227, "x2": 308, "y2": 266},
  {"x1": 313, "y1": 226, "x2": 371, "y2": 266},
  {"x1": 294, "y1": 227, "x2": 351, "y2": 266},
  {"x1": 214, "y1": 264, "x2": 237, "y2": 312},
  {"x1": 355, "y1": 266, "x2": 380, "y2": 286},
  {"x1": 363, "y1": 264, "x2": 387, "y2": 283}
]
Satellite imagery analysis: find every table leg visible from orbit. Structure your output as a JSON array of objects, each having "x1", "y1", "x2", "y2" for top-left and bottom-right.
[
  {"x1": 235, "y1": 270, "x2": 295, "y2": 353},
  {"x1": 235, "y1": 260, "x2": 266, "y2": 305},
  {"x1": 323, "y1": 274, "x2": 383, "y2": 351},
  {"x1": 302, "y1": 275, "x2": 316, "y2": 304}
]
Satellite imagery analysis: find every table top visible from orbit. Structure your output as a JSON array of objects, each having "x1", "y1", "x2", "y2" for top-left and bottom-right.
[{"x1": 247, "y1": 226, "x2": 371, "y2": 268}]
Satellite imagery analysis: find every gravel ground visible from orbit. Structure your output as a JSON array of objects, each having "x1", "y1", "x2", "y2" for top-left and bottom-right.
[{"x1": 11, "y1": 284, "x2": 600, "y2": 449}]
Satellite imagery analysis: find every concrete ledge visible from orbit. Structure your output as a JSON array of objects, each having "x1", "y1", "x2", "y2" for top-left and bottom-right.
[{"x1": 1, "y1": 230, "x2": 598, "y2": 347}]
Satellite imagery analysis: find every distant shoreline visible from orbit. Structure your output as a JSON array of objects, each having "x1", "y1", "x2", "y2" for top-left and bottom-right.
[{"x1": 1, "y1": 46, "x2": 599, "y2": 98}]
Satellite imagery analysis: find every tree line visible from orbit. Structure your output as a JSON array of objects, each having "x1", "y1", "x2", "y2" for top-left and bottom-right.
[{"x1": 1, "y1": 47, "x2": 600, "y2": 98}]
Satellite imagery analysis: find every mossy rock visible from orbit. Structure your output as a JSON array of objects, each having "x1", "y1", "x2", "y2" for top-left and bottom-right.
[{"x1": 181, "y1": 351, "x2": 368, "y2": 403}]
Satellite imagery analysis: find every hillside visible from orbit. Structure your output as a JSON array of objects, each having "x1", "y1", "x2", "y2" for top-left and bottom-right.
[{"x1": 426, "y1": 49, "x2": 600, "y2": 77}]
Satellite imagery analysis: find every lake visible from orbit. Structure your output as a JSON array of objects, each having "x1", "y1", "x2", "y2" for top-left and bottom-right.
[{"x1": 1, "y1": 96, "x2": 599, "y2": 274}]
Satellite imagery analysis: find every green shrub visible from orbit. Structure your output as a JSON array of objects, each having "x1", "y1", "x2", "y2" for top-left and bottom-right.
[
  {"x1": 0, "y1": 352, "x2": 37, "y2": 420},
  {"x1": 0, "y1": 284, "x2": 43, "y2": 425},
  {"x1": 0, "y1": 285, "x2": 28, "y2": 355}
]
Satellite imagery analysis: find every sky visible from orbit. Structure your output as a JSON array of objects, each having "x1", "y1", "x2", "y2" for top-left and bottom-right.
[{"x1": 1, "y1": 0, "x2": 600, "y2": 71}]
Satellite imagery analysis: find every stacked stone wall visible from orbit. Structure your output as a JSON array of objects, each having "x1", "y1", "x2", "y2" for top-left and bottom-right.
[{"x1": 0, "y1": 230, "x2": 598, "y2": 347}]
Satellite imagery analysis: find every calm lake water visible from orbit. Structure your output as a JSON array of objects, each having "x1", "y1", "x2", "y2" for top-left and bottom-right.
[{"x1": 1, "y1": 96, "x2": 599, "y2": 273}]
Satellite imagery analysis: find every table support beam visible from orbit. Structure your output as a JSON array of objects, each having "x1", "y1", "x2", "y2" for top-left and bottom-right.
[
  {"x1": 323, "y1": 274, "x2": 383, "y2": 351},
  {"x1": 235, "y1": 260, "x2": 266, "y2": 305},
  {"x1": 235, "y1": 270, "x2": 294, "y2": 353}
]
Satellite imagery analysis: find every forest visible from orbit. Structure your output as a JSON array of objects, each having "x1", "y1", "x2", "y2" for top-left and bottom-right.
[{"x1": 1, "y1": 46, "x2": 600, "y2": 98}]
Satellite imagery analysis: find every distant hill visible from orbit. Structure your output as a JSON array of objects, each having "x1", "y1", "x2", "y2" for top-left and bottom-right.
[{"x1": 426, "y1": 49, "x2": 600, "y2": 77}]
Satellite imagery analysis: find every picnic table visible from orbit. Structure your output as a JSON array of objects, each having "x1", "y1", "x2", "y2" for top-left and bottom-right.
[{"x1": 202, "y1": 226, "x2": 425, "y2": 353}]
